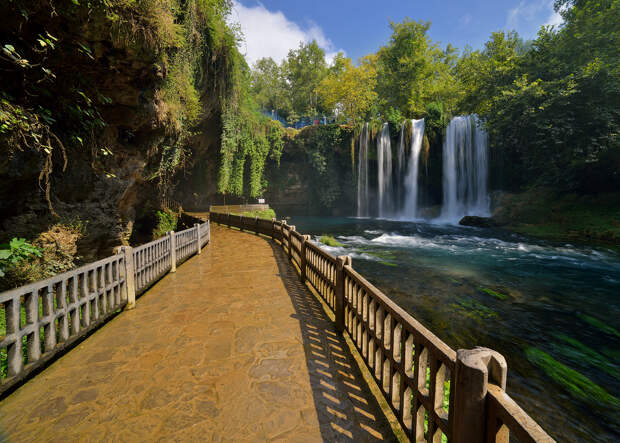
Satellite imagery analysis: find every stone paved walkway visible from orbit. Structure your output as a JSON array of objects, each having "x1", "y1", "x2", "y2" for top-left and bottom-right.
[{"x1": 0, "y1": 224, "x2": 396, "y2": 442}]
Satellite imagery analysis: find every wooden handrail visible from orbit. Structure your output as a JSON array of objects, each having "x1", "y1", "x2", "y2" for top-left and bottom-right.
[{"x1": 209, "y1": 211, "x2": 555, "y2": 443}]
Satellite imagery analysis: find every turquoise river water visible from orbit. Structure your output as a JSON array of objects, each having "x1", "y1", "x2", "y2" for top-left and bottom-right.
[{"x1": 288, "y1": 216, "x2": 620, "y2": 442}]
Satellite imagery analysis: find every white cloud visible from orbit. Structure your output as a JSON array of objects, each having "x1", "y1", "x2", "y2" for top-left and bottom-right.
[
  {"x1": 544, "y1": 10, "x2": 564, "y2": 27},
  {"x1": 507, "y1": 1, "x2": 544, "y2": 29},
  {"x1": 506, "y1": 0, "x2": 564, "y2": 36},
  {"x1": 459, "y1": 13, "x2": 473, "y2": 27},
  {"x1": 231, "y1": 1, "x2": 344, "y2": 66}
]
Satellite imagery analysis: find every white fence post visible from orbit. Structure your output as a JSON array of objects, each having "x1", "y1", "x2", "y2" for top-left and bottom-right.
[
  {"x1": 170, "y1": 231, "x2": 177, "y2": 272},
  {"x1": 195, "y1": 223, "x2": 201, "y2": 254},
  {"x1": 122, "y1": 246, "x2": 136, "y2": 310}
]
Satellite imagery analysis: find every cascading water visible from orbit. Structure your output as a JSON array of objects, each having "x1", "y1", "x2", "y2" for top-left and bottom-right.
[
  {"x1": 401, "y1": 119, "x2": 425, "y2": 219},
  {"x1": 397, "y1": 122, "x2": 406, "y2": 180},
  {"x1": 356, "y1": 123, "x2": 370, "y2": 217},
  {"x1": 441, "y1": 115, "x2": 489, "y2": 221},
  {"x1": 377, "y1": 123, "x2": 393, "y2": 217}
]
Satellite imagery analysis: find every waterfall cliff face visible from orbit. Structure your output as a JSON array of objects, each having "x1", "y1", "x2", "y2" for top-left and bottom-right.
[
  {"x1": 401, "y1": 119, "x2": 425, "y2": 219},
  {"x1": 441, "y1": 115, "x2": 489, "y2": 221},
  {"x1": 377, "y1": 123, "x2": 393, "y2": 217},
  {"x1": 357, "y1": 123, "x2": 370, "y2": 217},
  {"x1": 356, "y1": 115, "x2": 488, "y2": 222}
]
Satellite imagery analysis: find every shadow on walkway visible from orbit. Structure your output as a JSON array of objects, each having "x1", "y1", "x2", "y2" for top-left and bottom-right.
[{"x1": 269, "y1": 241, "x2": 398, "y2": 442}]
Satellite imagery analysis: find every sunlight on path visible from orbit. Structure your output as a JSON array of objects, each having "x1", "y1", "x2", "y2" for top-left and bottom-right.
[{"x1": 0, "y1": 225, "x2": 396, "y2": 442}]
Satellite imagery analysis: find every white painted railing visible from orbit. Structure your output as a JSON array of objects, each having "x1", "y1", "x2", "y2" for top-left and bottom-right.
[{"x1": 0, "y1": 221, "x2": 210, "y2": 396}]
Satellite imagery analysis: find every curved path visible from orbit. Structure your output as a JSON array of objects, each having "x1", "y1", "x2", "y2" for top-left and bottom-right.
[{"x1": 0, "y1": 224, "x2": 397, "y2": 442}]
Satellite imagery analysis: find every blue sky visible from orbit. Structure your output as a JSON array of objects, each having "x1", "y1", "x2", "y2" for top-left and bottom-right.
[{"x1": 231, "y1": 0, "x2": 562, "y2": 65}]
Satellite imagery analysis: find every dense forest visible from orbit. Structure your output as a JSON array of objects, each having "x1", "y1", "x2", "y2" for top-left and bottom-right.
[
  {"x1": 0, "y1": 0, "x2": 618, "y2": 286},
  {"x1": 253, "y1": 0, "x2": 619, "y2": 193},
  {"x1": 254, "y1": 0, "x2": 619, "y2": 241}
]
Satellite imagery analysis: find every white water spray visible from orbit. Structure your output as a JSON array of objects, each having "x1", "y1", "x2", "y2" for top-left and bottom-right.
[
  {"x1": 377, "y1": 123, "x2": 393, "y2": 217},
  {"x1": 401, "y1": 119, "x2": 425, "y2": 219},
  {"x1": 441, "y1": 115, "x2": 489, "y2": 221},
  {"x1": 357, "y1": 123, "x2": 369, "y2": 217}
]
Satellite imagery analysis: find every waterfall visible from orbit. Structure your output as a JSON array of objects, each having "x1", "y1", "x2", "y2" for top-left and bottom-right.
[
  {"x1": 377, "y1": 123, "x2": 393, "y2": 217},
  {"x1": 441, "y1": 115, "x2": 489, "y2": 221},
  {"x1": 395, "y1": 122, "x2": 406, "y2": 213},
  {"x1": 397, "y1": 122, "x2": 406, "y2": 179},
  {"x1": 401, "y1": 119, "x2": 425, "y2": 219},
  {"x1": 356, "y1": 123, "x2": 370, "y2": 217}
]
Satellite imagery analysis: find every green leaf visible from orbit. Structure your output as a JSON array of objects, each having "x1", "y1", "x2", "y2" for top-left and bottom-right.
[{"x1": 9, "y1": 238, "x2": 27, "y2": 248}]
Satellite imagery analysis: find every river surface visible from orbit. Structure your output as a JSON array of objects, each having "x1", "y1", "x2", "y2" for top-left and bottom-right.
[{"x1": 287, "y1": 216, "x2": 620, "y2": 442}]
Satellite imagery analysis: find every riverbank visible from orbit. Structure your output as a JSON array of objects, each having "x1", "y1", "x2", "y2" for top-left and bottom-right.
[{"x1": 493, "y1": 188, "x2": 620, "y2": 248}]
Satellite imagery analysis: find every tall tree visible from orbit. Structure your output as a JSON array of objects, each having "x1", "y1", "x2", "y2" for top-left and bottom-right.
[
  {"x1": 459, "y1": 0, "x2": 620, "y2": 192},
  {"x1": 375, "y1": 19, "x2": 456, "y2": 117},
  {"x1": 250, "y1": 57, "x2": 291, "y2": 118},
  {"x1": 455, "y1": 31, "x2": 528, "y2": 114},
  {"x1": 284, "y1": 41, "x2": 328, "y2": 117},
  {"x1": 315, "y1": 53, "x2": 378, "y2": 123}
]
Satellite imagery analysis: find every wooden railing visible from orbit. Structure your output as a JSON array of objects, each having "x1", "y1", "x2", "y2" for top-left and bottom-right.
[
  {"x1": 209, "y1": 211, "x2": 554, "y2": 443},
  {"x1": 0, "y1": 221, "x2": 210, "y2": 396},
  {"x1": 209, "y1": 204, "x2": 270, "y2": 213}
]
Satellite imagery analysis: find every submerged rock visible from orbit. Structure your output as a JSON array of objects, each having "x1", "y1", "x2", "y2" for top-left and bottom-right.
[{"x1": 458, "y1": 216, "x2": 498, "y2": 228}]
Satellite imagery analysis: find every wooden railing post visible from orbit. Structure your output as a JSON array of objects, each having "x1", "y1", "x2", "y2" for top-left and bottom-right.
[
  {"x1": 282, "y1": 220, "x2": 288, "y2": 251},
  {"x1": 169, "y1": 231, "x2": 177, "y2": 273},
  {"x1": 271, "y1": 218, "x2": 276, "y2": 240},
  {"x1": 300, "y1": 235, "x2": 310, "y2": 284},
  {"x1": 195, "y1": 223, "x2": 201, "y2": 254},
  {"x1": 120, "y1": 246, "x2": 136, "y2": 310},
  {"x1": 335, "y1": 255, "x2": 351, "y2": 333},
  {"x1": 288, "y1": 226, "x2": 295, "y2": 260},
  {"x1": 452, "y1": 347, "x2": 508, "y2": 443}
]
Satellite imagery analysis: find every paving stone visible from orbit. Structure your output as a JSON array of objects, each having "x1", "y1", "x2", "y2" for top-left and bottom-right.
[{"x1": 0, "y1": 225, "x2": 396, "y2": 442}]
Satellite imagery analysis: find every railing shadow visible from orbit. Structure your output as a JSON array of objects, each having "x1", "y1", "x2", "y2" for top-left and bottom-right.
[{"x1": 268, "y1": 241, "x2": 398, "y2": 442}]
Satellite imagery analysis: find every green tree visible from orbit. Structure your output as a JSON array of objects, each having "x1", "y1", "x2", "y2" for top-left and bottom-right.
[
  {"x1": 284, "y1": 41, "x2": 328, "y2": 116},
  {"x1": 375, "y1": 19, "x2": 457, "y2": 117},
  {"x1": 250, "y1": 57, "x2": 291, "y2": 118},
  {"x1": 315, "y1": 53, "x2": 378, "y2": 123},
  {"x1": 462, "y1": 0, "x2": 620, "y2": 192},
  {"x1": 455, "y1": 31, "x2": 528, "y2": 114}
]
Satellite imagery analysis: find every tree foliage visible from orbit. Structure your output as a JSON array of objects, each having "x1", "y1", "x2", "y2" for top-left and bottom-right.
[
  {"x1": 316, "y1": 53, "x2": 378, "y2": 123},
  {"x1": 375, "y1": 19, "x2": 458, "y2": 118},
  {"x1": 250, "y1": 41, "x2": 328, "y2": 121},
  {"x1": 456, "y1": 0, "x2": 620, "y2": 192}
]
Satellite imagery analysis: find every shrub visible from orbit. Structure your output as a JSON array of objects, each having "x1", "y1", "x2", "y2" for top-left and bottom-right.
[
  {"x1": 153, "y1": 209, "x2": 178, "y2": 239},
  {"x1": 239, "y1": 209, "x2": 276, "y2": 220},
  {"x1": 0, "y1": 238, "x2": 42, "y2": 278},
  {"x1": 0, "y1": 223, "x2": 84, "y2": 291}
]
